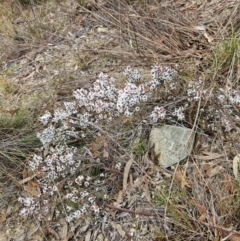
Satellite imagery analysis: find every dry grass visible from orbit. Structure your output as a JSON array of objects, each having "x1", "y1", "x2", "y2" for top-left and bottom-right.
[{"x1": 0, "y1": 0, "x2": 239, "y2": 240}]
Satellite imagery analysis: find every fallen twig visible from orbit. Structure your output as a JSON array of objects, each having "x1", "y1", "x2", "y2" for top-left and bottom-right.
[{"x1": 104, "y1": 204, "x2": 165, "y2": 217}]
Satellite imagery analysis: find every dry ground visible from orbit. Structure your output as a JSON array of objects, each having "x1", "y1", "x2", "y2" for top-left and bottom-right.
[{"x1": 0, "y1": 0, "x2": 239, "y2": 240}]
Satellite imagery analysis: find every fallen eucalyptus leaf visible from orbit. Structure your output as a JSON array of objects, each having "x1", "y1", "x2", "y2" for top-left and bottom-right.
[
  {"x1": 111, "y1": 221, "x2": 125, "y2": 238},
  {"x1": 233, "y1": 154, "x2": 240, "y2": 180}
]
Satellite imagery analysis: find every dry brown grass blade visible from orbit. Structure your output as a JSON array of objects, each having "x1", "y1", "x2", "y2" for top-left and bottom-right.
[{"x1": 6, "y1": 173, "x2": 23, "y2": 188}]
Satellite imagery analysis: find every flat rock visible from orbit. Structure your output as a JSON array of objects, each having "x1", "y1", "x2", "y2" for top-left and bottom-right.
[{"x1": 149, "y1": 125, "x2": 195, "y2": 167}]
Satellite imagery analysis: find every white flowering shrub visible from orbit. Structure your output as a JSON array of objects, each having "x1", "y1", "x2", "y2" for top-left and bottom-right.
[
  {"x1": 18, "y1": 64, "x2": 179, "y2": 222},
  {"x1": 18, "y1": 64, "x2": 239, "y2": 223}
]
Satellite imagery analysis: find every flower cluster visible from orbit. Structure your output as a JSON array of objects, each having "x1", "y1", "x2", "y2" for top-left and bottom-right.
[
  {"x1": 73, "y1": 70, "x2": 147, "y2": 122},
  {"x1": 150, "y1": 106, "x2": 166, "y2": 123},
  {"x1": 148, "y1": 65, "x2": 178, "y2": 94},
  {"x1": 150, "y1": 64, "x2": 178, "y2": 84},
  {"x1": 29, "y1": 146, "x2": 78, "y2": 181},
  {"x1": 187, "y1": 77, "x2": 208, "y2": 101},
  {"x1": 18, "y1": 64, "x2": 181, "y2": 222},
  {"x1": 18, "y1": 65, "x2": 180, "y2": 220},
  {"x1": 185, "y1": 77, "x2": 240, "y2": 131},
  {"x1": 172, "y1": 106, "x2": 185, "y2": 121},
  {"x1": 227, "y1": 89, "x2": 240, "y2": 105},
  {"x1": 64, "y1": 187, "x2": 100, "y2": 223},
  {"x1": 35, "y1": 65, "x2": 179, "y2": 146},
  {"x1": 203, "y1": 86, "x2": 240, "y2": 132},
  {"x1": 18, "y1": 197, "x2": 40, "y2": 217}
]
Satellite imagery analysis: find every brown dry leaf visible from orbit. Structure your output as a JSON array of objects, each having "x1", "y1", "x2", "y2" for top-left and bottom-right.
[
  {"x1": 198, "y1": 212, "x2": 207, "y2": 222},
  {"x1": 190, "y1": 199, "x2": 207, "y2": 222},
  {"x1": 112, "y1": 202, "x2": 122, "y2": 209},
  {"x1": 89, "y1": 136, "x2": 104, "y2": 158},
  {"x1": 175, "y1": 168, "x2": 190, "y2": 188},
  {"x1": 20, "y1": 168, "x2": 39, "y2": 185},
  {"x1": 224, "y1": 174, "x2": 236, "y2": 194},
  {"x1": 221, "y1": 229, "x2": 240, "y2": 241},
  {"x1": 23, "y1": 184, "x2": 41, "y2": 197},
  {"x1": 205, "y1": 166, "x2": 224, "y2": 178},
  {"x1": 123, "y1": 158, "x2": 133, "y2": 191},
  {"x1": 28, "y1": 180, "x2": 38, "y2": 187},
  {"x1": 62, "y1": 232, "x2": 74, "y2": 241},
  {"x1": 143, "y1": 182, "x2": 151, "y2": 202},
  {"x1": 111, "y1": 221, "x2": 125, "y2": 238},
  {"x1": 0, "y1": 209, "x2": 7, "y2": 224},
  {"x1": 203, "y1": 163, "x2": 212, "y2": 172},
  {"x1": 190, "y1": 199, "x2": 207, "y2": 214}
]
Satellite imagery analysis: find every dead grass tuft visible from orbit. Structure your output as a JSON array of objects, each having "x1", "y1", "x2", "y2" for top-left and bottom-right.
[{"x1": 79, "y1": 0, "x2": 239, "y2": 63}]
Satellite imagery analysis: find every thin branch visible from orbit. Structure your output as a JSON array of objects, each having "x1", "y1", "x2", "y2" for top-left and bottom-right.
[{"x1": 104, "y1": 204, "x2": 165, "y2": 217}]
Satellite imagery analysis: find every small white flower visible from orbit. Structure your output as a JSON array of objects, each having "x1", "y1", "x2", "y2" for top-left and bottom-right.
[
  {"x1": 80, "y1": 191, "x2": 89, "y2": 198},
  {"x1": 38, "y1": 111, "x2": 52, "y2": 125},
  {"x1": 104, "y1": 194, "x2": 108, "y2": 199},
  {"x1": 115, "y1": 162, "x2": 122, "y2": 170},
  {"x1": 75, "y1": 175, "x2": 84, "y2": 185}
]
